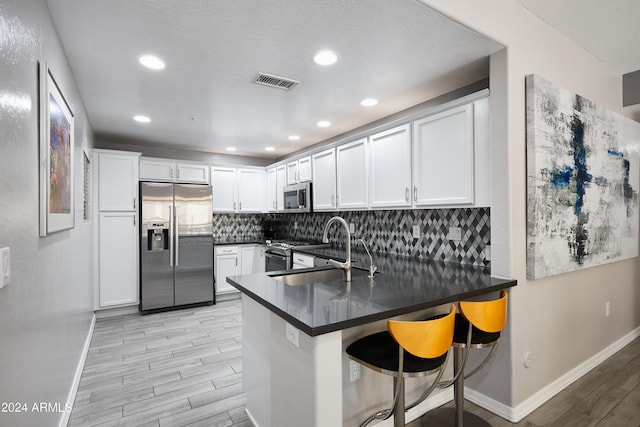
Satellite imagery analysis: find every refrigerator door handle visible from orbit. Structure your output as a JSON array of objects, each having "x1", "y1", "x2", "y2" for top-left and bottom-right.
[
  {"x1": 169, "y1": 205, "x2": 174, "y2": 267},
  {"x1": 175, "y1": 205, "x2": 180, "y2": 266}
]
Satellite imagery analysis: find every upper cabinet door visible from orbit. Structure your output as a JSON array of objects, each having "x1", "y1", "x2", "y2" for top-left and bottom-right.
[
  {"x1": 297, "y1": 156, "x2": 312, "y2": 182},
  {"x1": 412, "y1": 104, "x2": 474, "y2": 206},
  {"x1": 276, "y1": 165, "x2": 286, "y2": 212},
  {"x1": 312, "y1": 148, "x2": 336, "y2": 211},
  {"x1": 369, "y1": 124, "x2": 412, "y2": 208},
  {"x1": 337, "y1": 138, "x2": 368, "y2": 209},
  {"x1": 266, "y1": 168, "x2": 277, "y2": 212},
  {"x1": 286, "y1": 161, "x2": 298, "y2": 185},
  {"x1": 176, "y1": 163, "x2": 209, "y2": 184},
  {"x1": 211, "y1": 167, "x2": 237, "y2": 212},
  {"x1": 237, "y1": 169, "x2": 265, "y2": 212},
  {"x1": 98, "y1": 152, "x2": 139, "y2": 211},
  {"x1": 139, "y1": 159, "x2": 175, "y2": 182}
]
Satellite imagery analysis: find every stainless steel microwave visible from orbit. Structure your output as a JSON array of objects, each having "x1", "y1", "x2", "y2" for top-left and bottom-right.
[{"x1": 283, "y1": 182, "x2": 312, "y2": 212}]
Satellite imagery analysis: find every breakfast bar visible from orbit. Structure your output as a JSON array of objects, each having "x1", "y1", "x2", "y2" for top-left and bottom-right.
[{"x1": 227, "y1": 251, "x2": 516, "y2": 427}]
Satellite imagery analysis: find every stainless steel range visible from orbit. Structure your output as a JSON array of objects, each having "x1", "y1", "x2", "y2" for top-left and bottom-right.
[{"x1": 264, "y1": 240, "x2": 329, "y2": 271}]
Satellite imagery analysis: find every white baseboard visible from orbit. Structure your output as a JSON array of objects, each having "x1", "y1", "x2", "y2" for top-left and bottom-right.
[
  {"x1": 95, "y1": 304, "x2": 139, "y2": 319},
  {"x1": 465, "y1": 326, "x2": 640, "y2": 423},
  {"x1": 245, "y1": 408, "x2": 260, "y2": 427},
  {"x1": 59, "y1": 313, "x2": 96, "y2": 427}
]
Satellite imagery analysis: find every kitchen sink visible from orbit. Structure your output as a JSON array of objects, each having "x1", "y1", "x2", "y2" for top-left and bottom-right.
[{"x1": 270, "y1": 267, "x2": 370, "y2": 286}]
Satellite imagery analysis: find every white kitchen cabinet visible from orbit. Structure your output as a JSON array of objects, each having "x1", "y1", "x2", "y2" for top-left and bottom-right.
[
  {"x1": 241, "y1": 245, "x2": 266, "y2": 274},
  {"x1": 286, "y1": 156, "x2": 311, "y2": 185},
  {"x1": 140, "y1": 158, "x2": 209, "y2": 183},
  {"x1": 98, "y1": 151, "x2": 139, "y2": 211},
  {"x1": 292, "y1": 252, "x2": 314, "y2": 269},
  {"x1": 211, "y1": 167, "x2": 265, "y2": 213},
  {"x1": 276, "y1": 165, "x2": 286, "y2": 211},
  {"x1": 94, "y1": 150, "x2": 140, "y2": 311},
  {"x1": 413, "y1": 103, "x2": 474, "y2": 206},
  {"x1": 369, "y1": 124, "x2": 412, "y2": 208},
  {"x1": 311, "y1": 148, "x2": 336, "y2": 211},
  {"x1": 267, "y1": 165, "x2": 287, "y2": 212},
  {"x1": 266, "y1": 168, "x2": 277, "y2": 212},
  {"x1": 238, "y1": 169, "x2": 266, "y2": 212},
  {"x1": 211, "y1": 167, "x2": 237, "y2": 212},
  {"x1": 98, "y1": 212, "x2": 138, "y2": 307},
  {"x1": 337, "y1": 138, "x2": 368, "y2": 209},
  {"x1": 215, "y1": 246, "x2": 240, "y2": 294}
]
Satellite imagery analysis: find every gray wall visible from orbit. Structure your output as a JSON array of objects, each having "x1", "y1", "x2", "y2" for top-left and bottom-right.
[{"x1": 0, "y1": 1, "x2": 94, "y2": 426}]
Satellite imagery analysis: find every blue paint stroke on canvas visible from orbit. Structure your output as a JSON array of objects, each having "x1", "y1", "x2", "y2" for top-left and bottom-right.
[{"x1": 526, "y1": 74, "x2": 640, "y2": 279}]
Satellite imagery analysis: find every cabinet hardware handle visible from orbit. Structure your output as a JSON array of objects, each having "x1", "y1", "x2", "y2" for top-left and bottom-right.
[
  {"x1": 233, "y1": 202, "x2": 236, "y2": 210},
  {"x1": 405, "y1": 187, "x2": 409, "y2": 202},
  {"x1": 239, "y1": 202, "x2": 242, "y2": 210},
  {"x1": 177, "y1": 169, "x2": 181, "y2": 179},
  {"x1": 170, "y1": 169, "x2": 173, "y2": 179},
  {"x1": 133, "y1": 197, "x2": 136, "y2": 210},
  {"x1": 133, "y1": 215, "x2": 136, "y2": 226},
  {"x1": 414, "y1": 186, "x2": 418, "y2": 202}
]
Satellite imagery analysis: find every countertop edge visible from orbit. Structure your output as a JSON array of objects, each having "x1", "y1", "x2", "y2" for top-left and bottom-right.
[{"x1": 227, "y1": 276, "x2": 516, "y2": 337}]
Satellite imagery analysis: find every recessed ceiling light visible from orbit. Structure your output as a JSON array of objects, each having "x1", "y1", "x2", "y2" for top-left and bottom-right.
[
  {"x1": 361, "y1": 98, "x2": 378, "y2": 107},
  {"x1": 265, "y1": 147, "x2": 275, "y2": 152},
  {"x1": 139, "y1": 54, "x2": 166, "y2": 70},
  {"x1": 288, "y1": 135, "x2": 300, "y2": 141},
  {"x1": 313, "y1": 50, "x2": 338, "y2": 66},
  {"x1": 133, "y1": 115, "x2": 151, "y2": 123},
  {"x1": 316, "y1": 120, "x2": 331, "y2": 128},
  {"x1": 226, "y1": 147, "x2": 237, "y2": 152}
]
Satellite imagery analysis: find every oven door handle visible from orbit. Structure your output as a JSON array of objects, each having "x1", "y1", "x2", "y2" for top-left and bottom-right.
[{"x1": 265, "y1": 250, "x2": 288, "y2": 260}]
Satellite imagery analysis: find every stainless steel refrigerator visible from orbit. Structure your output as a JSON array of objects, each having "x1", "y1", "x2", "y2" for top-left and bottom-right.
[{"x1": 140, "y1": 182, "x2": 214, "y2": 312}]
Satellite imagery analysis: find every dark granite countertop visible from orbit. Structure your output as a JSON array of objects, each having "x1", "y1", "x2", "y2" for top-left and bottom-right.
[{"x1": 227, "y1": 248, "x2": 516, "y2": 337}]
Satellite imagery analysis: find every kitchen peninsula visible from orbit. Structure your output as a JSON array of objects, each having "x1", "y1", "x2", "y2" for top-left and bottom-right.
[{"x1": 227, "y1": 250, "x2": 516, "y2": 426}]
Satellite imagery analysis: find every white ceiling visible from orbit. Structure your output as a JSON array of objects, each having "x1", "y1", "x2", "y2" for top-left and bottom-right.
[
  {"x1": 45, "y1": 0, "x2": 503, "y2": 159},
  {"x1": 46, "y1": 0, "x2": 640, "y2": 160},
  {"x1": 516, "y1": 0, "x2": 640, "y2": 75}
]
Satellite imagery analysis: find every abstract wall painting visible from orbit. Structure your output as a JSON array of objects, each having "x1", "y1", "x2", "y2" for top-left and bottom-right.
[
  {"x1": 526, "y1": 74, "x2": 640, "y2": 279},
  {"x1": 39, "y1": 62, "x2": 75, "y2": 236}
]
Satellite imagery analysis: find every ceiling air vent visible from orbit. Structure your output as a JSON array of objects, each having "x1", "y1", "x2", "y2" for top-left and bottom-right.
[{"x1": 255, "y1": 72, "x2": 300, "y2": 90}]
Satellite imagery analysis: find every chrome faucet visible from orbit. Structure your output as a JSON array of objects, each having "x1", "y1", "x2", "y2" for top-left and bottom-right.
[
  {"x1": 321, "y1": 216, "x2": 352, "y2": 282},
  {"x1": 358, "y1": 239, "x2": 377, "y2": 278}
]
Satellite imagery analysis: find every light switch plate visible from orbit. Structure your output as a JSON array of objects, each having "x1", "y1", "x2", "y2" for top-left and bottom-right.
[
  {"x1": 285, "y1": 322, "x2": 299, "y2": 348},
  {"x1": 0, "y1": 247, "x2": 10, "y2": 288},
  {"x1": 448, "y1": 227, "x2": 462, "y2": 241},
  {"x1": 412, "y1": 225, "x2": 420, "y2": 239},
  {"x1": 349, "y1": 223, "x2": 355, "y2": 233}
]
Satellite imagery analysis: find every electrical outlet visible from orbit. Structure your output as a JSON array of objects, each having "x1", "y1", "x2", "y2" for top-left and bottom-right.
[
  {"x1": 285, "y1": 322, "x2": 299, "y2": 347},
  {"x1": 605, "y1": 301, "x2": 611, "y2": 317},
  {"x1": 349, "y1": 222, "x2": 355, "y2": 233},
  {"x1": 412, "y1": 225, "x2": 420, "y2": 239},
  {"x1": 294, "y1": 221, "x2": 298, "y2": 230},
  {"x1": 448, "y1": 226, "x2": 462, "y2": 241},
  {"x1": 0, "y1": 247, "x2": 10, "y2": 289},
  {"x1": 349, "y1": 360, "x2": 361, "y2": 382}
]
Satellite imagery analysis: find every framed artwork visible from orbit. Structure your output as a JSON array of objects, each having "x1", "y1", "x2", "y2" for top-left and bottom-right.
[
  {"x1": 526, "y1": 74, "x2": 640, "y2": 279},
  {"x1": 39, "y1": 62, "x2": 75, "y2": 236}
]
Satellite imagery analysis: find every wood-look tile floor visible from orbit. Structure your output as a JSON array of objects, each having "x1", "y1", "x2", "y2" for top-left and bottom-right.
[
  {"x1": 69, "y1": 299, "x2": 249, "y2": 427},
  {"x1": 71, "y1": 297, "x2": 640, "y2": 427}
]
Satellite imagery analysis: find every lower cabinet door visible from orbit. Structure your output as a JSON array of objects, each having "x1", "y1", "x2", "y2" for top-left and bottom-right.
[
  {"x1": 99, "y1": 212, "x2": 138, "y2": 307},
  {"x1": 215, "y1": 254, "x2": 239, "y2": 294}
]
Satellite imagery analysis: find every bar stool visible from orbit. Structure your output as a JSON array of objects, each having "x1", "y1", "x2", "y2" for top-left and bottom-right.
[
  {"x1": 346, "y1": 305, "x2": 456, "y2": 427},
  {"x1": 429, "y1": 290, "x2": 508, "y2": 427}
]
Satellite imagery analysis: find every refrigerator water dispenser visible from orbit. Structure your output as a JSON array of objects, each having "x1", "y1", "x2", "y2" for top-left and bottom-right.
[{"x1": 147, "y1": 224, "x2": 169, "y2": 251}]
